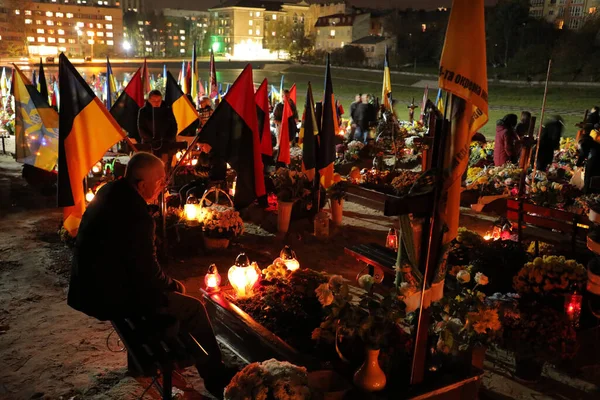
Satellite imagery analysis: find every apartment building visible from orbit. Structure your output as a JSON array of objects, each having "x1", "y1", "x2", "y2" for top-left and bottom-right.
[
  {"x1": 162, "y1": 8, "x2": 210, "y2": 57},
  {"x1": 529, "y1": 0, "x2": 600, "y2": 30},
  {"x1": 350, "y1": 35, "x2": 395, "y2": 66},
  {"x1": 305, "y1": 1, "x2": 348, "y2": 36},
  {"x1": 0, "y1": 0, "x2": 123, "y2": 58},
  {"x1": 208, "y1": 0, "x2": 309, "y2": 58},
  {"x1": 314, "y1": 12, "x2": 371, "y2": 50}
]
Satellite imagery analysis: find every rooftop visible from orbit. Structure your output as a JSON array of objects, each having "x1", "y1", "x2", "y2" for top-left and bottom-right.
[
  {"x1": 350, "y1": 35, "x2": 389, "y2": 45},
  {"x1": 315, "y1": 13, "x2": 360, "y2": 27}
]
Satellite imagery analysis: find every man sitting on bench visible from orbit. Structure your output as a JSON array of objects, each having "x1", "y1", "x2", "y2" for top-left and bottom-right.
[{"x1": 67, "y1": 152, "x2": 233, "y2": 397}]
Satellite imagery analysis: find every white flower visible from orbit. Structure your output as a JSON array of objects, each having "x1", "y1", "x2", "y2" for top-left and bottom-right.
[
  {"x1": 315, "y1": 283, "x2": 333, "y2": 306},
  {"x1": 357, "y1": 274, "x2": 374, "y2": 291},
  {"x1": 475, "y1": 272, "x2": 489, "y2": 285},
  {"x1": 456, "y1": 270, "x2": 471, "y2": 284}
]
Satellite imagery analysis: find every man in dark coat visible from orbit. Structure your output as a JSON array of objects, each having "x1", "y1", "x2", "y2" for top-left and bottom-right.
[
  {"x1": 578, "y1": 125, "x2": 600, "y2": 193},
  {"x1": 349, "y1": 94, "x2": 361, "y2": 123},
  {"x1": 273, "y1": 89, "x2": 299, "y2": 143},
  {"x1": 137, "y1": 90, "x2": 178, "y2": 145},
  {"x1": 67, "y1": 152, "x2": 232, "y2": 396},
  {"x1": 535, "y1": 115, "x2": 563, "y2": 171},
  {"x1": 354, "y1": 94, "x2": 374, "y2": 143}
]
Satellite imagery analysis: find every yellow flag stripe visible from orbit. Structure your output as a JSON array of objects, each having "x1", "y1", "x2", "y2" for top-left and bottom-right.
[{"x1": 172, "y1": 94, "x2": 199, "y2": 135}]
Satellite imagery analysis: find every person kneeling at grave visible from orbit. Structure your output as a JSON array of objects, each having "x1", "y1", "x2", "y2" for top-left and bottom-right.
[{"x1": 67, "y1": 152, "x2": 235, "y2": 397}]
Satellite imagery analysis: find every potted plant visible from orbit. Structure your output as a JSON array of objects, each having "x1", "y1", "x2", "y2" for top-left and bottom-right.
[
  {"x1": 433, "y1": 268, "x2": 501, "y2": 370},
  {"x1": 199, "y1": 204, "x2": 244, "y2": 250},
  {"x1": 327, "y1": 174, "x2": 349, "y2": 226},
  {"x1": 312, "y1": 275, "x2": 410, "y2": 392},
  {"x1": 272, "y1": 168, "x2": 311, "y2": 233}
]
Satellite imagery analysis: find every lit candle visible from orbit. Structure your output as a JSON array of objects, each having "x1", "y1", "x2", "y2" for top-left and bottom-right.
[
  {"x1": 204, "y1": 264, "x2": 222, "y2": 292},
  {"x1": 228, "y1": 253, "x2": 261, "y2": 298},
  {"x1": 85, "y1": 189, "x2": 95, "y2": 202},
  {"x1": 386, "y1": 228, "x2": 398, "y2": 250},
  {"x1": 279, "y1": 245, "x2": 300, "y2": 271},
  {"x1": 564, "y1": 292, "x2": 583, "y2": 327}
]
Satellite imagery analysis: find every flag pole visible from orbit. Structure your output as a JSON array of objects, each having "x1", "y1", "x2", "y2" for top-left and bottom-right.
[{"x1": 531, "y1": 59, "x2": 552, "y2": 180}]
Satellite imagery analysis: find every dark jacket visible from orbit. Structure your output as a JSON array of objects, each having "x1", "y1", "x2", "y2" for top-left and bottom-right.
[
  {"x1": 137, "y1": 101, "x2": 178, "y2": 144},
  {"x1": 67, "y1": 179, "x2": 176, "y2": 321},
  {"x1": 535, "y1": 120, "x2": 562, "y2": 171},
  {"x1": 578, "y1": 135, "x2": 600, "y2": 193},
  {"x1": 273, "y1": 99, "x2": 299, "y2": 141},
  {"x1": 354, "y1": 102, "x2": 373, "y2": 131},
  {"x1": 585, "y1": 111, "x2": 600, "y2": 135},
  {"x1": 350, "y1": 101, "x2": 360, "y2": 122},
  {"x1": 494, "y1": 125, "x2": 518, "y2": 166}
]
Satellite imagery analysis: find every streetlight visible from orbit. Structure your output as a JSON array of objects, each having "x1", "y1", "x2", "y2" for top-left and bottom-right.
[{"x1": 123, "y1": 40, "x2": 131, "y2": 58}]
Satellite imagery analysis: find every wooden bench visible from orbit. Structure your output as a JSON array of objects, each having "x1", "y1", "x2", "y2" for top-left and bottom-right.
[
  {"x1": 345, "y1": 243, "x2": 397, "y2": 283},
  {"x1": 506, "y1": 198, "x2": 589, "y2": 255},
  {"x1": 111, "y1": 314, "x2": 209, "y2": 400}
]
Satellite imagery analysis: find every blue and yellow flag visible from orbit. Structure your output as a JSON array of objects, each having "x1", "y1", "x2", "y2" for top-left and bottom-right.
[
  {"x1": 104, "y1": 56, "x2": 117, "y2": 109},
  {"x1": 438, "y1": 0, "x2": 488, "y2": 242},
  {"x1": 12, "y1": 64, "x2": 58, "y2": 172},
  {"x1": 382, "y1": 45, "x2": 392, "y2": 111}
]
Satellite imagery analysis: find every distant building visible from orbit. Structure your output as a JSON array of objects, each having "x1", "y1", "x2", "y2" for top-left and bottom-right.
[
  {"x1": 314, "y1": 13, "x2": 371, "y2": 51},
  {"x1": 118, "y1": 0, "x2": 144, "y2": 13},
  {"x1": 349, "y1": 35, "x2": 395, "y2": 66},
  {"x1": 305, "y1": 1, "x2": 349, "y2": 36},
  {"x1": 163, "y1": 9, "x2": 210, "y2": 57},
  {"x1": 0, "y1": 0, "x2": 124, "y2": 58},
  {"x1": 208, "y1": 0, "x2": 309, "y2": 58},
  {"x1": 529, "y1": 0, "x2": 600, "y2": 30}
]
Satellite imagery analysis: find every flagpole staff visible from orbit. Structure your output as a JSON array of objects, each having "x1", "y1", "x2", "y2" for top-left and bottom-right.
[{"x1": 531, "y1": 59, "x2": 552, "y2": 180}]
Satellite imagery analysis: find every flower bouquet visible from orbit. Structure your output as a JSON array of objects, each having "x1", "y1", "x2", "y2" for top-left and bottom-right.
[
  {"x1": 466, "y1": 164, "x2": 522, "y2": 196},
  {"x1": 224, "y1": 359, "x2": 311, "y2": 400},
  {"x1": 468, "y1": 141, "x2": 494, "y2": 168},
  {"x1": 327, "y1": 174, "x2": 349, "y2": 225},
  {"x1": 345, "y1": 140, "x2": 365, "y2": 162},
  {"x1": 526, "y1": 172, "x2": 582, "y2": 208},
  {"x1": 0, "y1": 110, "x2": 15, "y2": 135},
  {"x1": 554, "y1": 137, "x2": 578, "y2": 167},
  {"x1": 513, "y1": 255, "x2": 586, "y2": 298}
]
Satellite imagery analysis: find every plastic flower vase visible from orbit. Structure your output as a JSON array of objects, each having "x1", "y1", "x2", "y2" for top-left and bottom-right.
[
  {"x1": 330, "y1": 199, "x2": 344, "y2": 225},
  {"x1": 277, "y1": 201, "x2": 294, "y2": 233}
]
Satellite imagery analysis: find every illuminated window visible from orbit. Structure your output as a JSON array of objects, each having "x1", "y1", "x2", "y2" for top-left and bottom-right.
[
  {"x1": 68, "y1": 39, "x2": 76, "y2": 43},
  {"x1": 58, "y1": 29, "x2": 64, "y2": 35},
  {"x1": 256, "y1": 12, "x2": 260, "y2": 17},
  {"x1": 25, "y1": 19, "x2": 32, "y2": 24},
  {"x1": 98, "y1": 40, "x2": 104, "y2": 45},
  {"x1": 77, "y1": 22, "x2": 84, "y2": 27},
  {"x1": 272, "y1": 31, "x2": 276, "y2": 36},
  {"x1": 146, "y1": 47, "x2": 152, "y2": 52},
  {"x1": 66, "y1": 13, "x2": 73, "y2": 18},
  {"x1": 330, "y1": 29, "x2": 335, "y2": 37},
  {"x1": 181, "y1": 36, "x2": 185, "y2": 40},
  {"x1": 145, "y1": 40, "x2": 151, "y2": 45},
  {"x1": 106, "y1": 32, "x2": 112, "y2": 37},
  {"x1": 86, "y1": 31, "x2": 94, "y2": 36},
  {"x1": 105, "y1": 16, "x2": 112, "y2": 21},
  {"x1": 47, "y1": 20, "x2": 54, "y2": 26},
  {"x1": 106, "y1": 24, "x2": 112, "y2": 30},
  {"x1": 179, "y1": 29, "x2": 185, "y2": 34},
  {"x1": 36, "y1": 20, "x2": 42, "y2": 25},
  {"x1": 48, "y1": 30, "x2": 54, "y2": 34},
  {"x1": 249, "y1": 29, "x2": 253, "y2": 34},
  {"x1": 249, "y1": 20, "x2": 253, "y2": 26},
  {"x1": 250, "y1": 11, "x2": 253, "y2": 17},
  {"x1": 96, "y1": 31, "x2": 104, "y2": 37},
  {"x1": 56, "y1": 21, "x2": 62, "y2": 26},
  {"x1": 421, "y1": 24, "x2": 427, "y2": 32},
  {"x1": 181, "y1": 42, "x2": 185, "y2": 46},
  {"x1": 272, "y1": 14, "x2": 276, "y2": 20},
  {"x1": 56, "y1": 12, "x2": 63, "y2": 18},
  {"x1": 59, "y1": 47, "x2": 66, "y2": 52},
  {"x1": 58, "y1": 38, "x2": 65, "y2": 43},
  {"x1": 256, "y1": 29, "x2": 260, "y2": 35},
  {"x1": 37, "y1": 37, "x2": 45, "y2": 42},
  {"x1": 15, "y1": 10, "x2": 20, "y2": 15},
  {"x1": 180, "y1": 48, "x2": 185, "y2": 53},
  {"x1": 174, "y1": 41, "x2": 179, "y2": 46},
  {"x1": 37, "y1": 28, "x2": 44, "y2": 34},
  {"x1": 46, "y1": 11, "x2": 53, "y2": 17},
  {"x1": 48, "y1": 37, "x2": 56, "y2": 43},
  {"x1": 24, "y1": 10, "x2": 31, "y2": 16},
  {"x1": 96, "y1": 24, "x2": 103, "y2": 29},
  {"x1": 27, "y1": 36, "x2": 35, "y2": 42},
  {"x1": 88, "y1": 23, "x2": 93, "y2": 28}
]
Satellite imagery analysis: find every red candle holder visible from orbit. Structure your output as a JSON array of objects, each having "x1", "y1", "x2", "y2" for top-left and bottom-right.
[
  {"x1": 564, "y1": 292, "x2": 583, "y2": 327},
  {"x1": 386, "y1": 228, "x2": 398, "y2": 250}
]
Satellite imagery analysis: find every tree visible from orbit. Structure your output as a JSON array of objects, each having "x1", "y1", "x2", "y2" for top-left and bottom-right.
[
  {"x1": 486, "y1": 0, "x2": 530, "y2": 67},
  {"x1": 331, "y1": 45, "x2": 366, "y2": 67},
  {"x1": 288, "y1": 33, "x2": 314, "y2": 61},
  {"x1": 123, "y1": 10, "x2": 144, "y2": 57}
]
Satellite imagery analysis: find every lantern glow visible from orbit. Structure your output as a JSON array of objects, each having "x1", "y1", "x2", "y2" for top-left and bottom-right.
[
  {"x1": 184, "y1": 203, "x2": 200, "y2": 221},
  {"x1": 228, "y1": 253, "x2": 260, "y2": 298},
  {"x1": 483, "y1": 231, "x2": 493, "y2": 241},
  {"x1": 230, "y1": 180, "x2": 236, "y2": 197},
  {"x1": 85, "y1": 189, "x2": 95, "y2": 202},
  {"x1": 279, "y1": 245, "x2": 300, "y2": 271},
  {"x1": 204, "y1": 264, "x2": 222, "y2": 292},
  {"x1": 386, "y1": 228, "x2": 398, "y2": 250},
  {"x1": 564, "y1": 292, "x2": 583, "y2": 327}
]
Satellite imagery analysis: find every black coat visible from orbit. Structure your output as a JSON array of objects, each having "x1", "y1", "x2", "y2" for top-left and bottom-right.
[
  {"x1": 67, "y1": 179, "x2": 176, "y2": 321},
  {"x1": 578, "y1": 135, "x2": 600, "y2": 193},
  {"x1": 354, "y1": 103, "x2": 374, "y2": 131},
  {"x1": 535, "y1": 120, "x2": 562, "y2": 171},
  {"x1": 137, "y1": 101, "x2": 178, "y2": 144}
]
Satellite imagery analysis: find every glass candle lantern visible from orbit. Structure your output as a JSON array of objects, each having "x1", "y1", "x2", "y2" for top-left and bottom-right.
[
  {"x1": 85, "y1": 189, "x2": 95, "y2": 203},
  {"x1": 228, "y1": 253, "x2": 260, "y2": 298},
  {"x1": 204, "y1": 264, "x2": 222, "y2": 292},
  {"x1": 184, "y1": 194, "x2": 201, "y2": 224},
  {"x1": 564, "y1": 292, "x2": 583, "y2": 327},
  {"x1": 279, "y1": 245, "x2": 300, "y2": 272},
  {"x1": 386, "y1": 228, "x2": 398, "y2": 250}
]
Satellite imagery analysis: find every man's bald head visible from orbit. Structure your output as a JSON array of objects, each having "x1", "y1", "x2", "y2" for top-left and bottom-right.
[{"x1": 125, "y1": 152, "x2": 165, "y2": 203}]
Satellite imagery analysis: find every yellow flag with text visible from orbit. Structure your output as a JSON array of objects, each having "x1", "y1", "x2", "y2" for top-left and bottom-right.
[{"x1": 438, "y1": 0, "x2": 488, "y2": 242}]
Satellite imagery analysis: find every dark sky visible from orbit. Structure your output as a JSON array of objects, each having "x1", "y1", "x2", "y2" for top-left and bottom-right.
[{"x1": 148, "y1": 0, "x2": 498, "y2": 12}]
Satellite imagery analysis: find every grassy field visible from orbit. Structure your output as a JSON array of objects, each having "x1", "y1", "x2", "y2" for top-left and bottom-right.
[{"x1": 213, "y1": 64, "x2": 600, "y2": 139}]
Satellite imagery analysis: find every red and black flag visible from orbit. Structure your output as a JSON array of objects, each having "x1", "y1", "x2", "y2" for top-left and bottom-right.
[
  {"x1": 57, "y1": 54, "x2": 127, "y2": 236},
  {"x1": 255, "y1": 78, "x2": 272, "y2": 157},
  {"x1": 278, "y1": 95, "x2": 292, "y2": 166},
  {"x1": 198, "y1": 64, "x2": 265, "y2": 208},
  {"x1": 318, "y1": 54, "x2": 338, "y2": 188},
  {"x1": 165, "y1": 71, "x2": 198, "y2": 135},
  {"x1": 289, "y1": 83, "x2": 297, "y2": 105},
  {"x1": 299, "y1": 82, "x2": 318, "y2": 181},
  {"x1": 110, "y1": 68, "x2": 144, "y2": 141}
]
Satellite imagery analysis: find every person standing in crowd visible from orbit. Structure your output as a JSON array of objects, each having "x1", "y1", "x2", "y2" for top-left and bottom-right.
[
  {"x1": 494, "y1": 114, "x2": 518, "y2": 166},
  {"x1": 198, "y1": 96, "x2": 214, "y2": 129},
  {"x1": 585, "y1": 106, "x2": 600, "y2": 135},
  {"x1": 273, "y1": 89, "x2": 299, "y2": 145},
  {"x1": 354, "y1": 94, "x2": 375, "y2": 144},
  {"x1": 137, "y1": 90, "x2": 178, "y2": 170},
  {"x1": 515, "y1": 111, "x2": 532, "y2": 162},
  {"x1": 350, "y1": 94, "x2": 361, "y2": 124},
  {"x1": 535, "y1": 115, "x2": 563, "y2": 171},
  {"x1": 578, "y1": 125, "x2": 600, "y2": 193}
]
